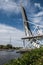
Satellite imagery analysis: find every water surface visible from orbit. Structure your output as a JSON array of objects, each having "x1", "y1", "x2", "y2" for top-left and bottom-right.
[{"x1": 0, "y1": 50, "x2": 21, "y2": 65}]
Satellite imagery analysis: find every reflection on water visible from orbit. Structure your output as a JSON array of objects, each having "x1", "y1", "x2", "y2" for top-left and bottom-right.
[{"x1": 0, "y1": 50, "x2": 21, "y2": 65}]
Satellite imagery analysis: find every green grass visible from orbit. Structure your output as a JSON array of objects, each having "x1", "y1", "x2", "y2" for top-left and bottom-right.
[{"x1": 4, "y1": 47, "x2": 43, "y2": 65}]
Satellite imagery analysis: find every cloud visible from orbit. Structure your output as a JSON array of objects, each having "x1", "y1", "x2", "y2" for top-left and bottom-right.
[
  {"x1": 32, "y1": 10, "x2": 43, "y2": 23},
  {"x1": 0, "y1": 24, "x2": 25, "y2": 47},
  {"x1": 34, "y1": 3, "x2": 43, "y2": 16},
  {"x1": 34, "y1": 3, "x2": 41, "y2": 8},
  {"x1": 35, "y1": 11, "x2": 43, "y2": 16},
  {"x1": 34, "y1": 3, "x2": 43, "y2": 10},
  {"x1": 0, "y1": 0, "x2": 28, "y2": 14},
  {"x1": 31, "y1": 17, "x2": 42, "y2": 23},
  {"x1": 29, "y1": 3, "x2": 43, "y2": 23},
  {"x1": 0, "y1": 0, "x2": 20, "y2": 13}
]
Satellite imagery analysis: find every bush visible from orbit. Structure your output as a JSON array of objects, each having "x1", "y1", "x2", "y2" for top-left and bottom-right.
[{"x1": 4, "y1": 47, "x2": 43, "y2": 65}]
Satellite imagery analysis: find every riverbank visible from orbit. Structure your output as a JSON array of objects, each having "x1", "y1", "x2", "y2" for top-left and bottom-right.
[
  {"x1": 4, "y1": 47, "x2": 43, "y2": 65},
  {"x1": 0, "y1": 44, "x2": 22, "y2": 50},
  {"x1": 0, "y1": 49, "x2": 14, "y2": 51}
]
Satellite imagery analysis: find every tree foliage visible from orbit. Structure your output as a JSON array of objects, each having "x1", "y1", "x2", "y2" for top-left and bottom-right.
[
  {"x1": 6, "y1": 44, "x2": 12, "y2": 49},
  {"x1": 4, "y1": 47, "x2": 43, "y2": 65}
]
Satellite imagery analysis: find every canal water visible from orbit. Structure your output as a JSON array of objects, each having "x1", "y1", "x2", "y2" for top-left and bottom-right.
[{"x1": 0, "y1": 50, "x2": 21, "y2": 65}]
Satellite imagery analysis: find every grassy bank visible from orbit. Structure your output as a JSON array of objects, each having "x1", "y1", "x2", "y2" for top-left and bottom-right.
[{"x1": 4, "y1": 47, "x2": 43, "y2": 65}]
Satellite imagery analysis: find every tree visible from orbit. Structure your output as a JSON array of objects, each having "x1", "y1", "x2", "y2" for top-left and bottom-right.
[
  {"x1": 6, "y1": 44, "x2": 12, "y2": 49},
  {"x1": 0, "y1": 45, "x2": 4, "y2": 49}
]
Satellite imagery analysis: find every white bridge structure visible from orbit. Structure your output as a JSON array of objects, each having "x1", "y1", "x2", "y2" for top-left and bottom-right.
[{"x1": 21, "y1": 5, "x2": 43, "y2": 49}]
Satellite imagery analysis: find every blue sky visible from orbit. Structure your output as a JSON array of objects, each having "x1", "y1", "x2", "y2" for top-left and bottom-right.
[{"x1": 0, "y1": 0, "x2": 43, "y2": 47}]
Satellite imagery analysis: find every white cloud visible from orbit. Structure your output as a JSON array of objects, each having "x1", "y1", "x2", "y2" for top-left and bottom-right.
[
  {"x1": 35, "y1": 11, "x2": 43, "y2": 16},
  {"x1": 34, "y1": 3, "x2": 43, "y2": 10},
  {"x1": 0, "y1": 0, "x2": 28, "y2": 13},
  {"x1": 32, "y1": 17, "x2": 42, "y2": 23},
  {"x1": 0, "y1": 0, "x2": 20, "y2": 13},
  {"x1": 31, "y1": 3, "x2": 43, "y2": 23},
  {"x1": 34, "y1": 3, "x2": 41, "y2": 8},
  {"x1": 33, "y1": 11, "x2": 43, "y2": 23},
  {"x1": 30, "y1": 3, "x2": 43, "y2": 23},
  {"x1": 0, "y1": 24, "x2": 25, "y2": 47}
]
